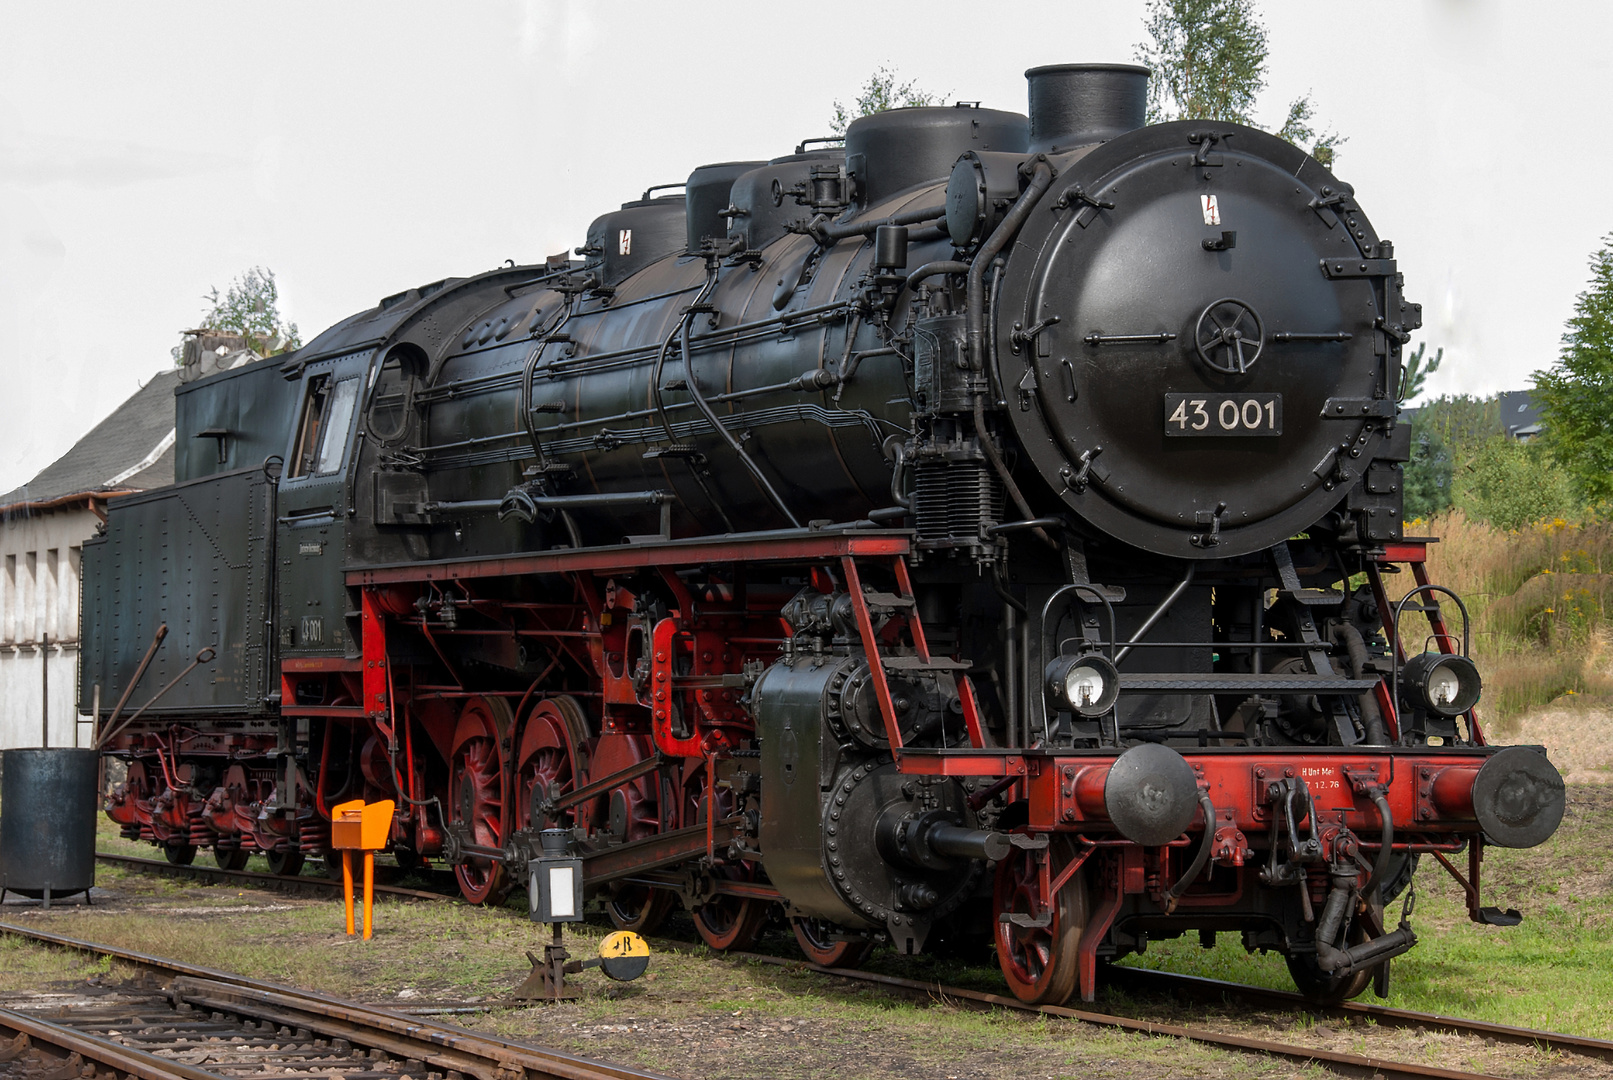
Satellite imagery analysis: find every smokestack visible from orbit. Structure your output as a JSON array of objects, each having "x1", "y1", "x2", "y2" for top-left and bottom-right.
[{"x1": 1025, "y1": 64, "x2": 1150, "y2": 154}]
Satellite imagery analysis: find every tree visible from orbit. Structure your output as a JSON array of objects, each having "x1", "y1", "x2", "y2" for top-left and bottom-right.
[
  {"x1": 1534, "y1": 233, "x2": 1613, "y2": 506},
  {"x1": 829, "y1": 66, "x2": 940, "y2": 136},
  {"x1": 1400, "y1": 395, "x2": 1503, "y2": 522},
  {"x1": 179, "y1": 266, "x2": 302, "y2": 360},
  {"x1": 1457, "y1": 436, "x2": 1577, "y2": 532},
  {"x1": 1401, "y1": 411, "x2": 1453, "y2": 522},
  {"x1": 1400, "y1": 342, "x2": 1443, "y2": 404},
  {"x1": 1134, "y1": 0, "x2": 1342, "y2": 166}
]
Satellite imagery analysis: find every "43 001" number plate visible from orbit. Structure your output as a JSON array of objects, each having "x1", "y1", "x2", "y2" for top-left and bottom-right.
[{"x1": 1164, "y1": 393, "x2": 1282, "y2": 437}]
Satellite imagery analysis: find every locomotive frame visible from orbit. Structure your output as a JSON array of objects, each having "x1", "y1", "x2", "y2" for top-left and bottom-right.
[{"x1": 82, "y1": 62, "x2": 1565, "y2": 1007}]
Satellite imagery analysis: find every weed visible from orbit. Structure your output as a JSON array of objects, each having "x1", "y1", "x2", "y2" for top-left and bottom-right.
[{"x1": 1399, "y1": 511, "x2": 1613, "y2": 722}]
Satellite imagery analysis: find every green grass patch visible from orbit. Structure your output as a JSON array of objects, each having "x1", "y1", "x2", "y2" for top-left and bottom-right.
[{"x1": 1116, "y1": 784, "x2": 1613, "y2": 1037}]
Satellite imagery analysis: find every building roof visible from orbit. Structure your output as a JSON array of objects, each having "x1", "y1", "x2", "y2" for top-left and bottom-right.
[
  {"x1": 1497, "y1": 389, "x2": 1545, "y2": 439},
  {"x1": 0, "y1": 370, "x2": 180, "y2": 513}
]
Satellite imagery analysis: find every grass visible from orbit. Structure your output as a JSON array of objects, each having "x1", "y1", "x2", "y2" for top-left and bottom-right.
[
  {"x1": 6, "y1": 794, "x2": 1599, "y2": 1076},
  {"x1": 1406, "y1": 511, "x2": 1613, "y2": 726},
  {"x1": 4, "y1": 871, "x2": 1260, "y2": 1080},
  {"x1": 1118, "y1": 784, "x2": 1613, "y2": 1038}
]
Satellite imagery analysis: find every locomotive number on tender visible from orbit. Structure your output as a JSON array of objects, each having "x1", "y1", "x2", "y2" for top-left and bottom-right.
[{"x1": 1164, "y1": 393, "x2": 1282, "y2": 437}]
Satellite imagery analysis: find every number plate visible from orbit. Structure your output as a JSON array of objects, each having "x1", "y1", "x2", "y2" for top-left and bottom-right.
[{"x1": 1164, "y1": 393, "x2": 1283, "y2": 437}]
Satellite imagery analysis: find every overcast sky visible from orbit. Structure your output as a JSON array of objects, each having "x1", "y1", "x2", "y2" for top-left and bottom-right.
[{"x1": 1, "y1": 1, "x2": 1607, "y2": 493}]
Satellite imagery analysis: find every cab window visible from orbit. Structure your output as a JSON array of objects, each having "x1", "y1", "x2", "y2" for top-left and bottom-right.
[{"x1": 289, "y1": 375, "x2": 359, "y2": 478}]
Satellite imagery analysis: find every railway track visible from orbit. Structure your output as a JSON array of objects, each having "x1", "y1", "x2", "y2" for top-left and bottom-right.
[
  {"x1": 78, "y1": 852, "x2": 1613, "y2": 1079},
  {"x1": 0, "y1": 924, "x2": 669, "y2": 1080},
  {"x1": 722, "y1": 948, "x2": 1613, "y2": 1080},
  {"x1": 92, "y1": 853, "x2": 453, "y2": 904}
]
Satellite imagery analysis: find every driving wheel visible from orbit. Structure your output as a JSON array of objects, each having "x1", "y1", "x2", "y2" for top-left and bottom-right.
[
  {"x1": 448, "y1": 696, "x2": 513, "y2": 906},
  {"x1": 791, "y1": 917, "x2": 875, "y2": 968}
]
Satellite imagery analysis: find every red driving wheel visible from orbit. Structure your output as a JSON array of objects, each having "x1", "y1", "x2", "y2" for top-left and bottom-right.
[
  {"x1": 791, "y1": 917, "x2": 875, "y2": 968},
  {"x1": 515, "y1": 697, "x2": 585, "y2": 832},
  {"x1": 448, "y1": 696, "x2": 513, "y2": 906},
  {"x1": 693, "y1": 863, "x2": 767, "y2": 952}
]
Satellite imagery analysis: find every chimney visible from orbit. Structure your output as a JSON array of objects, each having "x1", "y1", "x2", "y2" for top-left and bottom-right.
[{"x1": 1025, "y1": 64, "x2": 1150, "y2": 154}]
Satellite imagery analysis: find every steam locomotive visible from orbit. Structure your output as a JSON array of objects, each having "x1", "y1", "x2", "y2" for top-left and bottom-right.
[{"x1": 83, "y1": 63, "x2": 1565, "y2": 1005}]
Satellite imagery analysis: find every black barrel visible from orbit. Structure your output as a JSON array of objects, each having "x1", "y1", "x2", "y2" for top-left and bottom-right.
[{"x1": 0, "y1": 748, "x2": 98, "y2": 903}]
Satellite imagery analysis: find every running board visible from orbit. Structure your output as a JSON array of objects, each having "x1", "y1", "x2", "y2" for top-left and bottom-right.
[{"x1": 1120, "y1": 673, "x2": 1377, "y2": 693}]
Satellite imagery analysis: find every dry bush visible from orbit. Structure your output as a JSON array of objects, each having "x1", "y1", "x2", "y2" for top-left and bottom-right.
[{"x1": 1403, "y1": 511, "x2": 1613, "y2": 729}]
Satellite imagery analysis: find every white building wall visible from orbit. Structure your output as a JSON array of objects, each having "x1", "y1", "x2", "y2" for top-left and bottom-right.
[{"x1": 0, "y1": 505, "x2": 99, "y2": 750}]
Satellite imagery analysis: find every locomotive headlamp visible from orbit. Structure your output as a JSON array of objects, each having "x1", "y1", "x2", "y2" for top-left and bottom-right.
[
  {"x1": 1401, "y1": 652, "x2": 1482, "y2": 717},
  {"x1": 1045, "y1": 652, "x2": 1120, "y2": 717}
]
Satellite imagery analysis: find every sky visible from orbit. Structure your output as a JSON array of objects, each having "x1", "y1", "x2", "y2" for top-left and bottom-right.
[{"x1": 1, "y1": 0, "x2": 1607, "y2": 494}]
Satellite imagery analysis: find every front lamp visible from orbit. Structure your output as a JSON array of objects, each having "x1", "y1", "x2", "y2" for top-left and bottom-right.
[
  {"x1": 1401, "y1": 652, "x2": 1482, "y2": 717},
  {"x1": 1045, "y1": 652, "x2": 1121, "y2": 717}
]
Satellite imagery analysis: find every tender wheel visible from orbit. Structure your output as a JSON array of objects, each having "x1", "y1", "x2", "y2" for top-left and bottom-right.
[
  {"x1": 1287, "y1": 923, "x2": 1374, "y2": 1005},
  {"x1": 164, "y1": 843, "x2": 197, "y2": 866},
  {"x1": 693, "y1": 866, "x2": 767, "y2": 952},
  {"x1": 266, "y1": 849, "x2": 305, "y2": 877},
  {"x1": 606, "y1": 883, "x2": 675, "y2": 935},
  {"x1": 449, "y1": 696, "x2": 514, "y2": 906},
  {"x1": 213, "y1": 847, "x2": 249, "y2": 871},
  {"x1": 993, "y1": 838, "x2": 1086, "y2": 1006},
  {"x1": 791, "y1": 917, "x2": 875, "y2": 968},
  {"x1": 391, "y1": 847, "x2": 423, "y2": 875}
]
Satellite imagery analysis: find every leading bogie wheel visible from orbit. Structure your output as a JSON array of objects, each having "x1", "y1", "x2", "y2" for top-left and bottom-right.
[
  {"x1": 213, "y1": 846, "x2": 249, "y2": 871},
  {"x1": 993, "y1": 837, "x2": 1087, "y2": 1006},
  {"x1": 790, "y1": 917, "x2": 875, "y2": 969},
  {"x1": 448, "y1": 696, "x2": 514, "y2": 906}
]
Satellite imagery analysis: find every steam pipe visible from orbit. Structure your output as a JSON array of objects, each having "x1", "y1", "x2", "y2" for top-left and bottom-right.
[
  {"x1": 809, "y1": 203, "x2": 947, "y2": 243},
  {"x1": 967, "y1": 160, "x2": 1052, "y2": 375},
  {"x1": 1163, "y1": 792, "x2": 1218, "y2": 913},
  {"x1": 965, "y1": 161, "x2": 1055, "y2": 545},
  {"x1": 426, "y1": 490, "x2": 672, "y2": 514},
  {"x1": 1365, "y1": 788, "x2": 1395, "y2": 900},
  {"x1": 904, "y1": 261, "x2": 970, "y2": 291},
  {"x1": 1330, "y1": 621, "x2": 1389, "y2": 745},
  {"x1": 682, "y1": 267, "x2": 802, "y2": 527}
]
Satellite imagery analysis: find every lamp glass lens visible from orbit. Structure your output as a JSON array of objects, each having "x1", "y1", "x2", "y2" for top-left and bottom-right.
[
  {"x1": 1429, "y1": 665, "x2": 1462, "y2": 708},
  {"x1": 1066, "y1": 664, "x2": 1107, "y2": 709}
]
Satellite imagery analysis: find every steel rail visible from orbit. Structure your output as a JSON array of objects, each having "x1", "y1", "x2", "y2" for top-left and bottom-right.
[
  {"x1": 720, "y1": 949, "x2": 1586, "y2": 1080},
  {"x1": 0, "y1": 923, "x2": 672, "y2": 1080},
  {"x1": 1, "y1": 1007, "x2": 226, "y2": 1080},
  {"x1": 1105, "y1": 965, "x2": 1613, "y2": 1063},
  {"x1": 95, "y1": 852, "x2": 454, "y2": 903}
]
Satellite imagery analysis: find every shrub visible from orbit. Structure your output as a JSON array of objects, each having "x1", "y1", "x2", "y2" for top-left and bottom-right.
[{"x1": 1455, "y1": 437, "x2": 1578, "y2": 531}]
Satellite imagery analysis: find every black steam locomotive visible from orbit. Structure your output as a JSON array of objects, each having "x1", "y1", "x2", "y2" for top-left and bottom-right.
[{"x1": 84, "y1": 63, "x2": 1564, "y2": 1006}]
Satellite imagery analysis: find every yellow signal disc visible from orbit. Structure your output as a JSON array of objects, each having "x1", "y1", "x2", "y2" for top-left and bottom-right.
[{"x1": 599, "y1": 930, "x2": 650, "y2": 959}]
